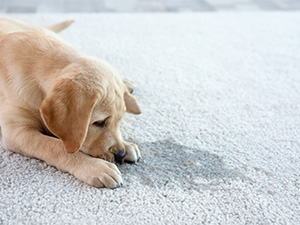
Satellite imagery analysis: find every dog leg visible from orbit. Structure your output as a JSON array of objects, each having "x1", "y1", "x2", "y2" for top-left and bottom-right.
[{"x1": 1, "y1": 123, "x2": 123, "y2": 188}]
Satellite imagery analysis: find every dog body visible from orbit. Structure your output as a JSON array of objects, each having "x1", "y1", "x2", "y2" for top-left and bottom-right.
[{"x1": 0, "y1": 18, "x2": 141, "y2": 188}]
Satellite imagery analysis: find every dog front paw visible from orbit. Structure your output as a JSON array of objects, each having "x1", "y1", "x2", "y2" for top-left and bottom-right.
[
  {"x1": 123, "y1": 141, "x2": 141, "y2": 163},
  {"x1": 73, "y1": 155, "x2": 123, "y2": 188}
]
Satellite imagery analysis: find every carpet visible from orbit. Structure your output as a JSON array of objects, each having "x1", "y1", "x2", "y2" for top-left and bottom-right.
[{"x1": 0, "y1": 13, "x2": 299, "y2": 224}]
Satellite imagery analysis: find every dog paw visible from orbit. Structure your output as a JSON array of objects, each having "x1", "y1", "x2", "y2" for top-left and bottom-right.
[
  {"x1": 74, "y1": 155, "x2": 123, "y2": 188},
  {"x1": 122, "y1": 78, "x2": 135, "y2": 94},
  {"x1": 123, "y1": 141, "x2": 141, "y2": 163}
]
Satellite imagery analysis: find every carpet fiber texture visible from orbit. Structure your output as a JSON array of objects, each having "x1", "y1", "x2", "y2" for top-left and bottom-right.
[{"x1": 0, "y1": 13, "x2": 299, "y2": 224}]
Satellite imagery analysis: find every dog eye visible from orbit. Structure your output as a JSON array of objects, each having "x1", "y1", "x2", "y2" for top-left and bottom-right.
[{"x1": 93, "y1": 120, "x2": 106, "y2": 128}]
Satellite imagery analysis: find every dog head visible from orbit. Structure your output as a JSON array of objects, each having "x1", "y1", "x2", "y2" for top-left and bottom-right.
[{"x1": 40, "y1": 57, "x2": 141, "y2": 161}]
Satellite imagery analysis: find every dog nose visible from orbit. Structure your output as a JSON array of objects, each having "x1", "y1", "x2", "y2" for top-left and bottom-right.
[{"x1": 114, "y1": 149, "x2": 126, "y2": 163}]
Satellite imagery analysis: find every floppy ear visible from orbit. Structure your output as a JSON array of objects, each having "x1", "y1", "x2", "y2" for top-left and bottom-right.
[
  {"x1": 40, "y1": 79, "x2": 98, "y2": 153},
  {"x1": 124, "y1": 92, "x2": 141, "y2": 114}
]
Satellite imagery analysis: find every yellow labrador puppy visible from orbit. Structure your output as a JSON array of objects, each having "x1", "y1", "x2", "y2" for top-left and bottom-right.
[{"x1": 0, "y1": 18, "x2": 141, "y2": 188}]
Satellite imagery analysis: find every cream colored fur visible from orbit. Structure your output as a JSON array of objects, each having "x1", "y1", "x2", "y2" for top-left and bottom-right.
[{"x1": 0, "y1": 18, "x2": 141, "y2": 188}]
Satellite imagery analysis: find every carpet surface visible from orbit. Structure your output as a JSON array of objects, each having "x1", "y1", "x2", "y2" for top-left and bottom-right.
[{"x1": 0, "y1": 13, "x2": 299, "y2": 224}]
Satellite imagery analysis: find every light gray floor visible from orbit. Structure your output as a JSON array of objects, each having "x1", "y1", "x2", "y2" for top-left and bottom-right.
[
  {"x1": 0, "y1": 0, "x2": 300, "y2": 13},
  {"x1": 0, "y1": 13, "x2": 300, "y2": 225}
]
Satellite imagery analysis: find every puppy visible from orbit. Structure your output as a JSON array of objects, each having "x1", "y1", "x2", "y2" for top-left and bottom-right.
[{"x1": 0, "y1": 18, "x2": 141, "y2": 188}]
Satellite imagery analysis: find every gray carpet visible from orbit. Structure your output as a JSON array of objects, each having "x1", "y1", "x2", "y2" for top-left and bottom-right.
[{"x1": 0, "y1": 13, "x2": 300, "y2": 224}]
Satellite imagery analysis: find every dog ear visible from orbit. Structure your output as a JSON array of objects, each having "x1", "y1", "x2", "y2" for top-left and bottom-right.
[
  {"x1": 124, "y1": 92, "x2": 141, "y2": 115},
  {"x1": 40, "y1": 79, "x2": 98, "y2": 153}
]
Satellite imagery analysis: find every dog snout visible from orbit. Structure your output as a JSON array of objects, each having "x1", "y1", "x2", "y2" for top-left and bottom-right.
[{"x1": 114, "y1": 149, "x2": 126, "y2": 163}]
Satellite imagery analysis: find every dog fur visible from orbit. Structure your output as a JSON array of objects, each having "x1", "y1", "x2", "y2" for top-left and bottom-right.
[{"x1": 0, "y1": 18, "x2": 141, "y2": 188}]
